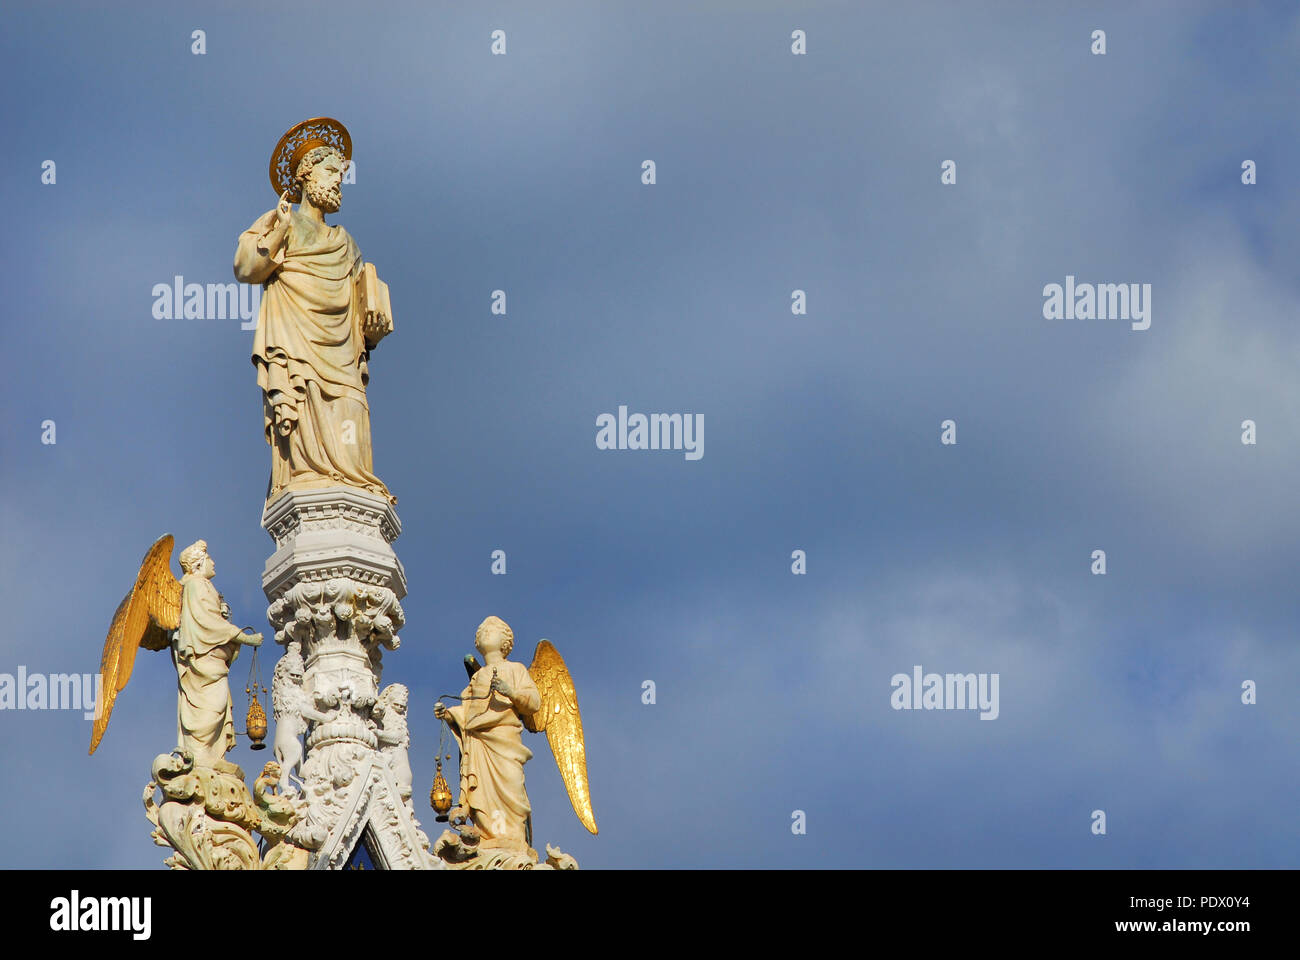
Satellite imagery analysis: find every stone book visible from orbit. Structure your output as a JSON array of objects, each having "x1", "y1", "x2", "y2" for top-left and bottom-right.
[{"x1": 353, "y1": 261, "x2": 392, "y2": 347}]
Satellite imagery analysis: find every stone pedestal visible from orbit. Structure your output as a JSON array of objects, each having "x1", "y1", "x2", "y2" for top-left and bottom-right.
[
  {"x1": 143, "y1": 752, "x2": 312, "y2": 870},
  {"x1": 261, "y1": 486, "x2": 406, "y2": 601},
  {"x1": 261, "y1": 487, "x2": 435, "y2": 869}
]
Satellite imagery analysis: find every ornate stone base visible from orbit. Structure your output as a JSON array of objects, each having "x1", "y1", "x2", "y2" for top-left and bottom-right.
[
  {"x1": 261, "y1": 485, "x2": 433, "y2": 869},
  {"x1": 142, "y1": 751, "x2": 311, "y2": 870},
  {"x1": 431, "y1": 825, "x2": 579, "y2": 870},
  {"x1": 261, "y1": 486, "x2": 406, "y2": 602},
  {"x1": 297, "y1": 755, "x2": 436, "y2": 869}
]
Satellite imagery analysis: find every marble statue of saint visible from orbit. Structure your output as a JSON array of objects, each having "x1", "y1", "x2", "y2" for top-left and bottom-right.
[
  {"x1": 90, "y1": 536, "x2": 263, "y2": 765},
  {"x1": 233, "y1": 118, "x2": 395, "y2": 505}
]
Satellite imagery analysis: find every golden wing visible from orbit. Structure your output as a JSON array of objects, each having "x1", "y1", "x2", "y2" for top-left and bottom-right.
[
  {"x1": 525, "y1": 640, "x2": 597, "y2": 834},
  {"x1": 89, "y1": 535, "x2": 184, "y2": 754}
]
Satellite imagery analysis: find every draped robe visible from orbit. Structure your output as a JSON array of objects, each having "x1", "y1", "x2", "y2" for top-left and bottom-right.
[
  {"x1": 175, "y1": 574, "x2": 243, "y2": 766},
  {"x1": 444, "y1": 661, "x2": 541, "y2": 850},
  {"x1": 234, "y1": 208, "x2": 393, "y2": 503}
]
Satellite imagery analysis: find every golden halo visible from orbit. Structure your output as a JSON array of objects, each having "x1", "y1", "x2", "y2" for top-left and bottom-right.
[{"x1": 268, "y1": 117, "x2": 352, "y2": 202}]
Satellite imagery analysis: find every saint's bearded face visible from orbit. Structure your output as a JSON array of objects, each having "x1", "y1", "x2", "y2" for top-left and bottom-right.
[{"x1": 302, "y1": 154, "x2": 343, "y2": 213}]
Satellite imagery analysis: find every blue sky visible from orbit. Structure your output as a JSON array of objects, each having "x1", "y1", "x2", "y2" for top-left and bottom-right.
[{"x1": 2, "y1": 1, "x2": 1298, "y2": 868}]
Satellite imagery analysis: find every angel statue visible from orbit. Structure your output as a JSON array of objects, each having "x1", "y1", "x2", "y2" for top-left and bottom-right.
[
  {"x1": 89, "y1": 536, "x2": 263, "y2": 765},
  {"x1": 434, "y1": 616, "x2": 597, "y2": 859}
]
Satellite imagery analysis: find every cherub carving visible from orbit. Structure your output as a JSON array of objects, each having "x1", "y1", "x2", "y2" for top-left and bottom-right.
[
  {"x1": 373, "y1": 683, "x2": 412, "y2": 800},
  {"x1": 254, "y1": 760, "x2": 310, "y2": 870}
]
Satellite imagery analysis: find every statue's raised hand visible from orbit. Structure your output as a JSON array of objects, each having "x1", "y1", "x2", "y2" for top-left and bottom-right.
[
  {"x1": 243, "y1": 631, "x2": 263, "y2": 647},
  {"x1": 275, "y1": 190, "x2": 293, "y2": 227}
]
